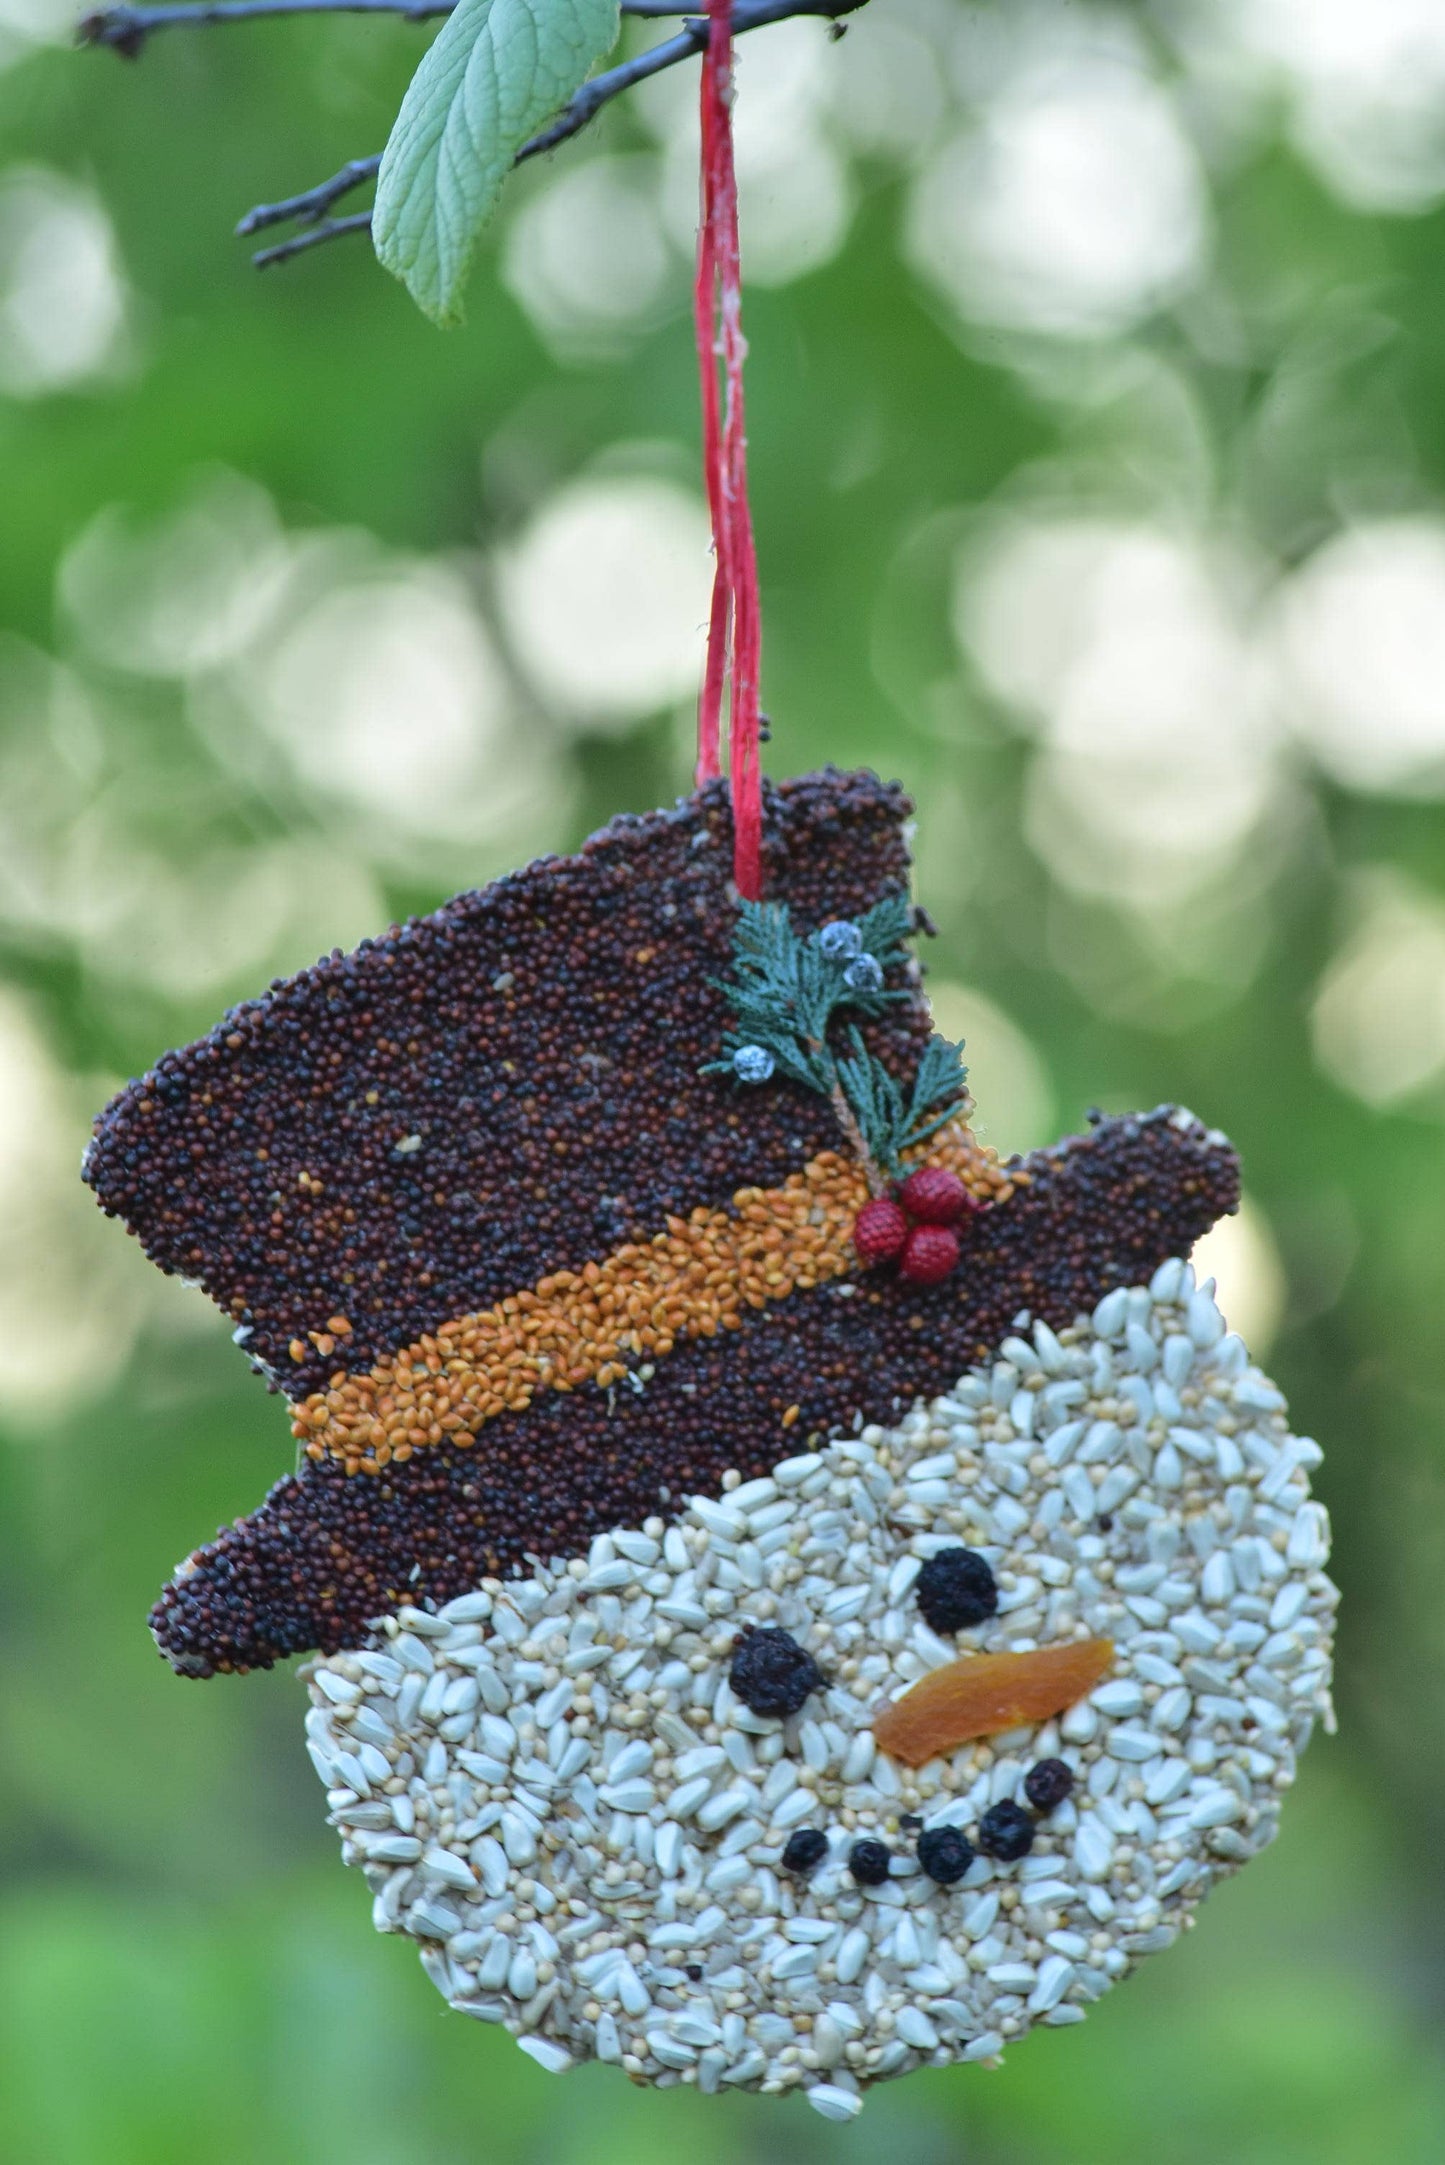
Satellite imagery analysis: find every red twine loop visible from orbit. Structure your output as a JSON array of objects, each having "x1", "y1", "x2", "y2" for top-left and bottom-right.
[{"x1": 694, "y1": 0, "x2": 763, "y2": 901}]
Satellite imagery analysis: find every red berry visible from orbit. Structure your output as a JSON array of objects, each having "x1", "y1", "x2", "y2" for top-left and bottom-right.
[
  {"x1": 854, "y1": 1198, "x2": 908, "y2": 1266},
  {"x1": 898, "y1": 1223, "x2": 961, "y2": 1286},
  {"x1": 897, "y1": 1166, "x2": 969, "y2": 1225}
]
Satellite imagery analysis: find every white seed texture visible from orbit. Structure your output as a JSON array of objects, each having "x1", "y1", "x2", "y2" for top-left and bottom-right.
[{"x1": 306, "y1": 1261, "x2": 1336, "y2": 2110}]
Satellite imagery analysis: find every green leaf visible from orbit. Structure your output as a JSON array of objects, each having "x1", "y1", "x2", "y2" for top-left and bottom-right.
[{"x1": 373, "y1": 0, "x2": 620, "y2": 324}]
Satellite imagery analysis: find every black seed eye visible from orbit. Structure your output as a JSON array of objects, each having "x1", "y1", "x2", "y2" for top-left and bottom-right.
[
  {"x1": 977, "y1": 1800, "x2": 1035, "y2": 1862},
  {"x1": 847, "y1": 1838, "x2": 891, "y2": 1886},
  {"x1": 729, "y1": 1626, "x2": 822, "y2": 1717},
  {"x1": 916, "y1": 1824, "x2": 975, "y2": 1885},
  {"x1": 915, "y1": 1547, "x2": 999, "y2": 1634},
  {"x1": 685, "y1": 1963, "x2": 703, "y2": 1981},
  {"x1": 781, "y1": 1827, "x2": 829, "y2": 1875},
  {"x1": 1023, "y1": 1757, "x2": 1075, "y2": 1812}
]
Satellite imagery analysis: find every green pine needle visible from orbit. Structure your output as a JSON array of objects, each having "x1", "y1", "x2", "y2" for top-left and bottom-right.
[
  {"x1": 835, "y1": 1026, "x2": 969, "y2": 1176},
  {"x1": 702, "y1": 895, "x2": 969, "y2": 1179}
]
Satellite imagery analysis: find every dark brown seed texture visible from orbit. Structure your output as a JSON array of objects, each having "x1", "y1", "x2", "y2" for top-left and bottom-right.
[
  {"x1": 85, "y1": 770, "x2": 925, "y2": 1398},
  {"x1": 84, "y1": 769, "x2": 1240, "y2": 1678},
  {"x1": 145, "y1": 1102, "x2": 1236, "y2": 1675}
]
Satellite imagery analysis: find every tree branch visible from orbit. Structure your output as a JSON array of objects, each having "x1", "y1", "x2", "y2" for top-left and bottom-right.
[
  {"x1": 252, "y1": 210, "x2": 374, "y2": 269},
  {"x1": 513, "y1": 0, "x2": 868, "y2": 167},
  {"x1": 83, "y1": 0, "x2": 868, "y2": 267},
  {"x1": 79, "y1": 0, "x2": 699, "y2": 58},
  {"x1": 237, "y1": 157, "x2": 382, "y2": 238}
]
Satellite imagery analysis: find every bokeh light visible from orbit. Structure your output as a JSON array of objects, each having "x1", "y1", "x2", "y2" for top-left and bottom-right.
[
  {"x1": 0, "y1": 0, "x2": 72, "y2": 69},
  {"x1": 1269, "y1": 519, "x2": 1445, "y2": 793},
  {"x1": 925, "y1": 979, "x2": 1055, "y2": 1155},
  {"x1": 645, "y1": 20, "x2": 855, "y2": 286},
  {"x1": 58, "y1": 469, "x2": 293, "y2": 679},
  {"x1": 825, "y1": 3, "x2": 948, "y2": 160},
  {"x1": 1312, "y1": 871, "x2": 1445, "y2": 1108},
  {"x1": 0, "y1": 165, "x2": 129, "y2": 396},
  {"x1": 0, "y1": 990, "x2": 153, "y2": 1418},
  {"x1": 241, "y1": 556, "x2": 545, "y2": 838},
  {"x1": 955, "y1": 509, "x2": 1281, "y2": 908},
  {"x1": 1192, "y1": 1193, "x2": 1288, "y2": 1353},
  {"x1": 496, "y1": 472, "x2": 712, "y2": 726},
  {"x1": 501, "y1": 156, "x2": 676, "y2": 356},
  {"x1": 906, "y1": 41, "x2": 1209, "y2": 338},
  {"x1": 1229, "y1": 0, "x2": 1445, "y2": 212}
]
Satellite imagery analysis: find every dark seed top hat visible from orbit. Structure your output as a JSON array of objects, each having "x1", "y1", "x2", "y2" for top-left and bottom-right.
[{"x1": 85, "y1": 768, "x2": 1239, "y2": 1677}]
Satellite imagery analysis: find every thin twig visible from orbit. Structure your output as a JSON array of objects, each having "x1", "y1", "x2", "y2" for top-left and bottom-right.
[
  {"x1": 829, "y1": 1080, "x2": 885, "y2": 1195},
  {"x1": 237, "y1": 156, "x2": 382, "y2": 237},
  {"x1": 515, "y1": 0, "x2": 862, "y2": 170},
  {"x1": 515, "y1": 15, "x2": 715, "y2": 167},
  {"x1": 78, "y1": 0, "x2": 698, "y2": 57},
  {"x1": 251, "y1": 209, "x2": 373, "y2": 269},
  {"x1": 81, "y1": 0, "x2": 442, "y2": 53}
]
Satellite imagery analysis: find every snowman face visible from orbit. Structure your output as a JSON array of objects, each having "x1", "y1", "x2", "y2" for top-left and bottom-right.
[
  {"x1": 82, "y1": 769, "x2": 1336, "y2": 2122},
  {"x1": 307, "y1": 1256, "x2": 1336, "y2": 2116}
]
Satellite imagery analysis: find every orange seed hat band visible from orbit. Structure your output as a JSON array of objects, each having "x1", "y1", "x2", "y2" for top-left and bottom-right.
[{"x1": 296, "y1": 1127, "x2": 1020, "y2": 1475}]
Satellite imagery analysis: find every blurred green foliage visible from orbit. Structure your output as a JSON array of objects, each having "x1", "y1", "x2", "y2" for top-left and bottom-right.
[{"x1": 2, "y1": 2, "x2": 1445, "y2": 2160}]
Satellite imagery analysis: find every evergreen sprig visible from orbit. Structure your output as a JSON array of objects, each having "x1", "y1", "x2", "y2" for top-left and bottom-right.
[
  {"x1": 703, "y1": 895, "x2": 968, "y2": 1181},
  {"x1": 833, "y1": 1027, "x2": 967, "y2": 1177},
  {"x1": 703, "y1": 896, "x2": 909, "y2": 1084}
]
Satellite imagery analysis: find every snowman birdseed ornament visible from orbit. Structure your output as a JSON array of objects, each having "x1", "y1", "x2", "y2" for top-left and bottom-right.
[
  {"x1": 85, "y1": 767, "x2": 1337, "y2": 2116},
  {"x1": 80, "y1": 0, "x2": 1335, "y2": 2121}
]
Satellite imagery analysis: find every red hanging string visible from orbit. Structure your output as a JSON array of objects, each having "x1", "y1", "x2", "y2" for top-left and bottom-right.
[{"x1": 694, "y1": 0, "x2": 763, "y2": 901}]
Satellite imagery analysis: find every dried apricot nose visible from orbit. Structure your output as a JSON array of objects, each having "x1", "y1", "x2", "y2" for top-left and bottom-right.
[{"x1": 872, "y1": 1637, "x2": 1114, "y2": 1768}]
